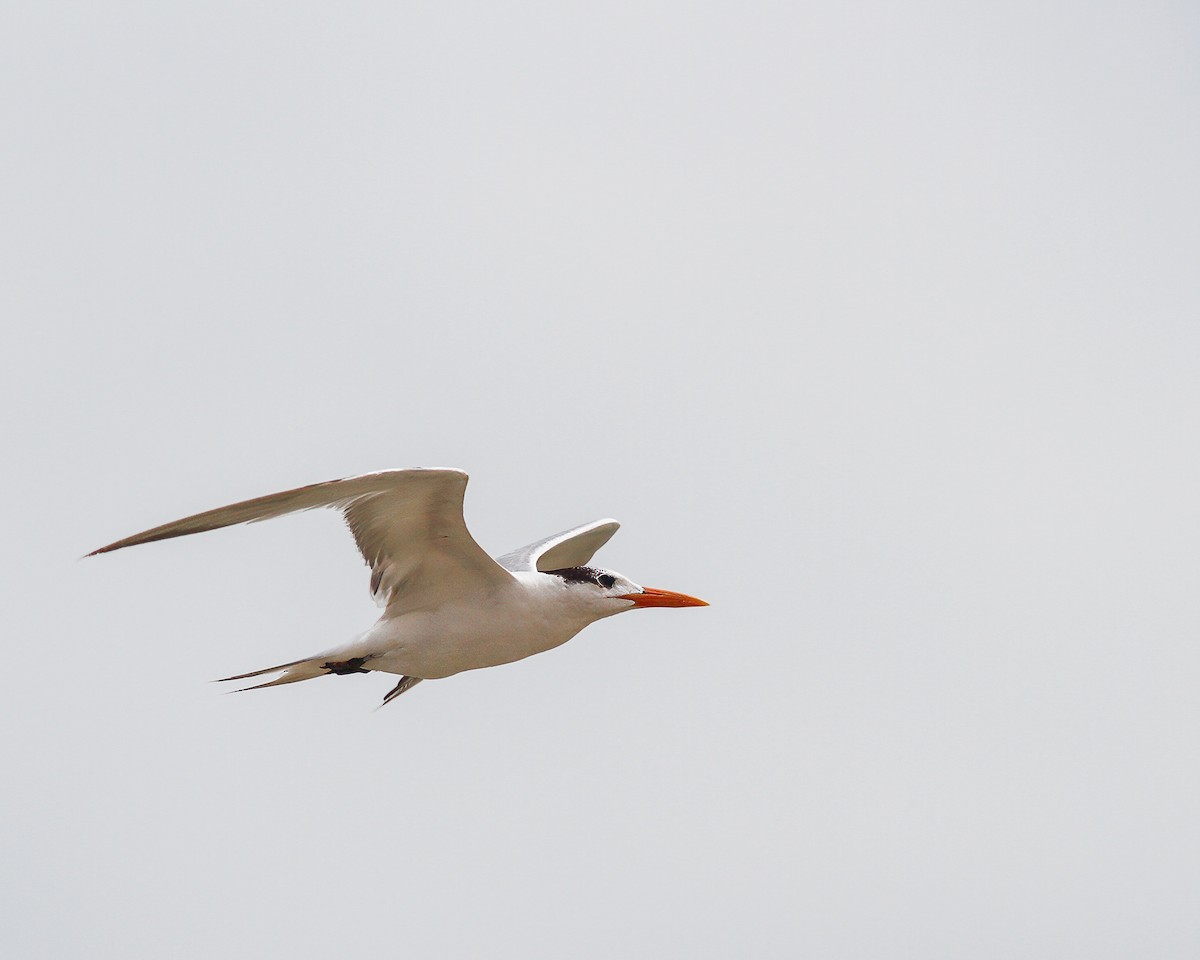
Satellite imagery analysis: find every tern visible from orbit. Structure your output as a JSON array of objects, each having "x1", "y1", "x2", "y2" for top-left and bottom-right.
[{"x1": 89, "y1": 468, "x2": 707, "y2": 706}]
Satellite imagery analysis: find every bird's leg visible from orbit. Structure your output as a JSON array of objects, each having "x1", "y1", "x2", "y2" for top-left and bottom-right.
[{"x1": 321, "y1": 657, "x2": 372, "y2": 675}]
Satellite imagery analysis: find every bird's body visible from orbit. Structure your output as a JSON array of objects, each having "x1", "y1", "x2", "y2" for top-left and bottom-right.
[
  {"x1": 89, "y1": 468, "x2": 706, "y2": 706},
  {"x1": 317, "y1": 571, "x2": 610, "y2": 681}
]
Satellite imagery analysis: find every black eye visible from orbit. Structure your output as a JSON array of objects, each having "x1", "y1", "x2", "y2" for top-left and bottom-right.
[{"x1": 597, "y1": 574, "x2": 616, "y2": 589}]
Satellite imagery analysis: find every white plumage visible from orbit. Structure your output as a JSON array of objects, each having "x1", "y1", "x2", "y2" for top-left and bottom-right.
[{"x1": 89, "y1": 468, "x2": 707, "y2": 706}]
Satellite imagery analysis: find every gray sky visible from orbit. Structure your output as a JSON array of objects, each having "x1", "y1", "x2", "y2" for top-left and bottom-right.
[{"x1": 4, "y1": 1, "x2": 1199, "y2": 957}]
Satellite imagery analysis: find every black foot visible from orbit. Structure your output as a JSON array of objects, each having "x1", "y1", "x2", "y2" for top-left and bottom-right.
[{"x1": 322, "y1": 657, "x2": 371, "y2": 675}]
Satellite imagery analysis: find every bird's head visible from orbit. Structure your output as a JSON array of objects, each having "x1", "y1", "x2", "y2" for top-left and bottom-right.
[{"x1": 543, "y1": 565, "x2": 708, "y2": 619}]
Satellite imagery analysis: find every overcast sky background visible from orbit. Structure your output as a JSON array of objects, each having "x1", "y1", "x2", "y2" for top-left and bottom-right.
[{"x1": 4, "y1": 2, "x2": 1199, "y2": 957}]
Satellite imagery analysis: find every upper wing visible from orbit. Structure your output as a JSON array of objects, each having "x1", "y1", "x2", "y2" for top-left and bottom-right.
[
  {"x1": 88, "y1": 468, "x2": 513, "y2": 612},
  {"x1": 495, "y1": 519, "x2": 620, "y2": 572}
]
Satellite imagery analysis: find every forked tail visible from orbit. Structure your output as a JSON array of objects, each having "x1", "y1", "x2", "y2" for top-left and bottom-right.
[
  {"x1": 216, "y1": 656, "x2": 424, "y2": 706},
  {"x1": 216, "y1": 657, "x2": 331, "y2": 692}
]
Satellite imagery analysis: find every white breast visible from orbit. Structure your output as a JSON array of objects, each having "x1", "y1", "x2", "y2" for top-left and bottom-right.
[{"x1": 343, "y1": 572, "x2": 597, "y2": 679}]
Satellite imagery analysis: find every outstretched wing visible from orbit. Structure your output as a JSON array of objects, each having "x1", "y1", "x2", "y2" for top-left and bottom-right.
[
  {"x1": 88, "y1": 468, "x2": 513, "y2": 613},
  {"x1": 495, "y1": 518, "x2": 620, "y2": 572}
]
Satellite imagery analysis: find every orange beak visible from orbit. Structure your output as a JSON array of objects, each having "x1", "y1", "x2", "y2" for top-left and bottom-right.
[{"x1": 618, "y1": 587, "x2": 709, "y2": 609}]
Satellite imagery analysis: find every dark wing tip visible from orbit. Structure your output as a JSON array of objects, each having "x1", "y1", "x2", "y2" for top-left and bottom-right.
[{"x1": 378, "y1": 676, "x2": 423, "y2": 709}]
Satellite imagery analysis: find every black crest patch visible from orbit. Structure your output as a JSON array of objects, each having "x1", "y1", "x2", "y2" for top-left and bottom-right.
[{"x1": 545, "y1": 566, "x2": 611, "y2": 587}]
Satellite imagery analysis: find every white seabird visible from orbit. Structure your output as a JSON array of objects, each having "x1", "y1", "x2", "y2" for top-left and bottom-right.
[{"x1": 89, "y1": 468, "x2": 708, "y2": 706}]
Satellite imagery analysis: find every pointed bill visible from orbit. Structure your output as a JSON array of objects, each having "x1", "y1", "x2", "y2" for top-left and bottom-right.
[{"x1": 619, "y1": 587, "x2": 708, "y2": 608}]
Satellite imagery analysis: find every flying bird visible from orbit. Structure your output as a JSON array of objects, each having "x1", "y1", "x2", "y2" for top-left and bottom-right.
[{"x1": 88, "y1": 468, "x2": 707, "y2": 706}]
